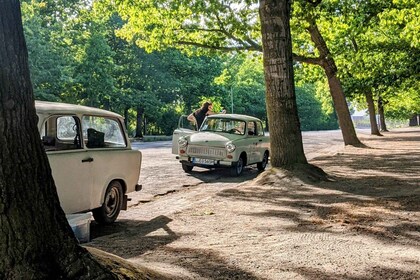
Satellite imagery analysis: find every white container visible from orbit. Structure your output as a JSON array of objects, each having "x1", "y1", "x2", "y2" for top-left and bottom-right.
[{"x1": 66, "y1": 213, "x2": 92, "y2": 243}]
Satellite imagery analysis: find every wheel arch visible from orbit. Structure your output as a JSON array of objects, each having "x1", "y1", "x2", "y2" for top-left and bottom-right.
[
  {"x1": 98, "y1": 178, "x2": 127, "y2": 207},
  {"x1": 240, "y1": 151, "x2": 247, "y2": 166}
]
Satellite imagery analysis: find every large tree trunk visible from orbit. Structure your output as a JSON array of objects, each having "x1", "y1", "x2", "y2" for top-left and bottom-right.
[
  {"x1": 365, "y1": 91, "x2": 382, "y2": 136},
  {"x1": 377, "y1": 96, "x2": 389, "y2": 132},
  {"x1": 135, "y1": 106, "x2": 144, "y2": 138},
  {"x1": 259, "y1": 0, "x2": 307, "y2": 167},
  {"x1": 307, "y1": 22, "x2": 363, "y2": 147},
  {"x1": 0, "y1": 1, "x2": 115, "y2": 279}
]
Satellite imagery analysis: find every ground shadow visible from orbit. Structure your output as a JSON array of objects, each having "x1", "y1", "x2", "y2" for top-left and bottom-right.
[
  {"x1": 184, "y1": 164, "x2": 267, "y2": 184},
  {"x1": 90, "y1": 215, "x2": 179, "y2": 258},
  {"x1": 288, "y1": 265, "x2": 420, "y2": 280},
  {"x1": 89, "y1": 216, "x2": 260, "y2": 279},
  {"x1": 144, "y1": 247, "x2": 261, "y2": 280},
  {"x1": 216, "y1": 129, "x2": 420, "y2": 248}
]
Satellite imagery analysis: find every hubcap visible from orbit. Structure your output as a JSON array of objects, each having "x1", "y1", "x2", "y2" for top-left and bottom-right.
[
  {"x1": 237, "y1": 158, "x2": 243, "y2": 174},
  {"x1": 105, "y1": 187, "x2": 119, "y2": 217}
]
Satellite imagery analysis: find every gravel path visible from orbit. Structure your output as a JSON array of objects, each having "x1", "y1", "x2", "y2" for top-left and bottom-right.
[{"x1": 90, "y1": 128, "x2": 420, "y2": 279}]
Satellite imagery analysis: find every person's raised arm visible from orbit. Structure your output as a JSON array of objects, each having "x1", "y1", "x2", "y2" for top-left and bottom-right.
[{"x1": 187, "y1": 113, "x2": 196, "y2": 124}]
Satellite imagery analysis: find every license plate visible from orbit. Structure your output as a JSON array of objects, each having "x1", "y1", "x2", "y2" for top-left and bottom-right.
[{"x1": 193, "y1": 158, "x2": 215, "y2": 165}]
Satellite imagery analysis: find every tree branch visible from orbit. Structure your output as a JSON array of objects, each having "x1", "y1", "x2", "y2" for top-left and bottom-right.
[
  {"x1": 176, "y1": 40, "x2": 259, "y2": 52},
  {"x1": 292, "y1": 54, "x2": 324, "y2": 66},
  {"x1": 305, "y1": 0, "x2": 323, "y2": 7}
]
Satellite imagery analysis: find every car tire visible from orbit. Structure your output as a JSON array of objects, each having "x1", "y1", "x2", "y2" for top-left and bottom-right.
[
  {"x1": 257, "y1": 152, "x2": 269, "y2": 171},
  {"x1": 182, "y1": 163, "x2": 193, "y2": 173},
  {"x1": 93, "y1": 180, "x2": 123, "y2": 225},
  {"x1": 231, "y1": 156, "x2": 244, "y2": 176}
]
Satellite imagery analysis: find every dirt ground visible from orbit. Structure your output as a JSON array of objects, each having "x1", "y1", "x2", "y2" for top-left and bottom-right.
[{"x1": 89, "y1": 127, "x2": 420, "y2": 280}]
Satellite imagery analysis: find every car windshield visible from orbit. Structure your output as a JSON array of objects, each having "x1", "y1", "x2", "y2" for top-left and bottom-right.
[{"x1": 200, "y1": 118, "x2": 246, "y2": 135}]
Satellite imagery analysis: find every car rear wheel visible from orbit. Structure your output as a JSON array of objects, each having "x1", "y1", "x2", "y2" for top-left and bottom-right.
[
  {"x1": 257, "y1": 152, "x2": 269, "y2": 171},
  {"x1": 231, "y1": 156, "x2": 244, "y2": 176},
  {"x1": 93, "y1": 180, "x2": 123, "y2": 225},
  {"x1": 182, "y1": 163, "x2": 193, "y2": 173}
]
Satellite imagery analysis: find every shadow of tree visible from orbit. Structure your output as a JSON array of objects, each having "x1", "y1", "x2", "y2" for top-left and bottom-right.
[
  {"x1": 90, "y1": 216, "x2": 260, "y2": 279},
  {"x1": 146, "y1": 247, "x2": 261, "y2": 280},
  {"x1": 288, "y1": 265, "x2": 420, "y2": 280},
  {"x1": 216, "y1": 129, "x2": 420, "y2": 248},
  {"x1": 90, "y1": 215, "x2": 179, "y2": 258}
]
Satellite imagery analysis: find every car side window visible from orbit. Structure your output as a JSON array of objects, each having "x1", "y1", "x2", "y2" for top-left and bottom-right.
[
  {"x1": 256, "y1": 121, "x2": 264, "y2": 136},
  {"x1": 248, "y1": 122, "x2": 256, "y2": 136},
  {"x1": 40, "y1": 115, "x2": 82, "y2": 151},
  {"x1": 82, "y1": 116, "x2": 126, "y2": 148}
]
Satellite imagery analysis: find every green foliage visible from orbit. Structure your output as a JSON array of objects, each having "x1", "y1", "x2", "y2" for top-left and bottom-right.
[
  {"x1": 296, "y1": 85, "x2": 338, "y2": 131},
  {"x1": 310, "y1": 0, "x2": 420, "y2": 121},
  {"x1": 108, "y1": 0, "x2": 261, "y2": 54},
  {"x1": 157, "y1": 106, "x2": 179, "y2": 135},
  {"x1": 74, "y1": 31, "x2": 116, "y2": 108},
  {"x1": 22, "y1": 0, "x2": 75, "y2": 101},
  {"x1": 23, "y1": 0, "x2": 418, "y2": 136}
]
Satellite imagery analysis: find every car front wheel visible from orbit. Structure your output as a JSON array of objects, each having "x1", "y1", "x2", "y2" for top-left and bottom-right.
[
  {"x1": 231, "y1": 156, "x2": 244, "y2": 176},
  {"x1": 257, "y1": 152, "x2": 269, "y2": 171},
  {"x1": 93, "y1": 180, "x2": 123, "y2": 225},
  {"x1": 182, "y1": 163, "x2": 193, "y2": 173}
]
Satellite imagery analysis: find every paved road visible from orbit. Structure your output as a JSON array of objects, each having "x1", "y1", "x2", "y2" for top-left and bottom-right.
[{"x1": 127, "y1": 129, "x2": 370, "y2": 208}]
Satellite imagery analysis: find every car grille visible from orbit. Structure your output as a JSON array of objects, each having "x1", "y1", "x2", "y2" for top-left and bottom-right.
[{"x1": 187, "y1": 145, "x2": 226, "y2": 158}]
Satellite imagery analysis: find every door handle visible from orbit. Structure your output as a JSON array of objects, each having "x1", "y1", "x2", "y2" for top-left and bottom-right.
[{"x1": 82, "y1": 157, "x2": 94, "y2": 163}]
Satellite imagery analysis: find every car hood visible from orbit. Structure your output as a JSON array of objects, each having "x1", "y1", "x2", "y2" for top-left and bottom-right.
[{"x1": 188, "y1": 132, "x2": 240, "y2": 147}]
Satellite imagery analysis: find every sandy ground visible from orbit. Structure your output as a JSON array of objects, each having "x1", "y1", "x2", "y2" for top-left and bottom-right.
[{"x1": 89, "y1": 127, "x2": 420, "y2": 280}]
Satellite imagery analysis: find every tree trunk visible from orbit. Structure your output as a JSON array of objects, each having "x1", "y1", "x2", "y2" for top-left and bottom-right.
[
  {"x1": 307, "y1": 22, "x2": 363, "y2": 147},
  {"x1": 365, "y1": 91, "x2": 382, "y2": 136},
  {"x1": 135, "y1": 106, "x2": 144, "y2": 138},
  {"x1": 124, "y1": 107, "x2": 129, "y2": 129},
  {"x1": 0, "y1": 1, "x2": 116, "y2": 279},
  {"x1": 378, "y1": 96, "x2": 389, "y2": 132},
  {"x1": 259, "y1": 0, "x2": 307, "y2": 167},
  {"x1": 409, "y1": 114, "x2": 419, "y2": 126}
]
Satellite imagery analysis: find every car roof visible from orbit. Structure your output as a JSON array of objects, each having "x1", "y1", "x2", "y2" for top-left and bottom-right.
[
  {"x1": 35, "y1": 101, "x2": 123, "y2": 119},
  {"x1": 207, "y1": 114, "x2": 262, "y2": 122}
]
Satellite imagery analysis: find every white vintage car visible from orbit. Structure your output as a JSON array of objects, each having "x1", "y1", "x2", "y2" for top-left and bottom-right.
[
  {"x1": 36, "y1": 101, "x2": 142, "y2": 224},
  {"x1": 172, "y1": 114, "x2": 270, "y2": 176}
]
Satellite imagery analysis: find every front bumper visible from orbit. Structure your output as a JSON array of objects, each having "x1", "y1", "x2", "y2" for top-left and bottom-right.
[{"x1": 179, "y1": 157, "x2": 234, "y2": 169}]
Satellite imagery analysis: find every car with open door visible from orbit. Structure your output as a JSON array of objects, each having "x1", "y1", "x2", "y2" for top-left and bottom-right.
[
  {"x1": 173, "y1": 114, "x2": 270, "y2": 176},
  {"x1": 36, "y1": 101, "x2": 142, "y2": 224}
]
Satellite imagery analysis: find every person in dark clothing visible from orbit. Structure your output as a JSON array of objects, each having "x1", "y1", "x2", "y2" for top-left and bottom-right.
[{"x1": 188, "y1": 101, "x2": 224, "y2": 129}]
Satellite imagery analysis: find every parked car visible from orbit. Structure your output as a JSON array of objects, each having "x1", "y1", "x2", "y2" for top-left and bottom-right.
[
  {"x1": 35, "y1": 101, "x2": 142, "y2": 224},
  {"x1": 172, "y1": 114, "x2": 270, "y2": 176}
]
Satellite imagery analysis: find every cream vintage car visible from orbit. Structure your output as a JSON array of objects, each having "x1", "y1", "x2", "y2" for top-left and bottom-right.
[
  {"x1": 172, "y1": 114, "x2": 270, "y2": 176},
  {"x1": 36, "y1": 101, "x2": 142, "y2": 224}
]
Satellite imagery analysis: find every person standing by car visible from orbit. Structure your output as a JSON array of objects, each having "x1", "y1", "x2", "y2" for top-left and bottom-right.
[{"x1": 188, "y1": 101, "x2": 225, "y2": 129}]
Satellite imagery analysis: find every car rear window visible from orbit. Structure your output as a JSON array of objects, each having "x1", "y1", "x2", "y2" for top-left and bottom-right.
[{"x1": 82, "y1": 116, "x2": 126, "y2": 148}]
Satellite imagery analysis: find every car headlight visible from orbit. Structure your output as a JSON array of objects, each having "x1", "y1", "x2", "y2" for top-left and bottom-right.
[
  {"x1": 178, "y1": 137, "x2": 188, "y2": 148},
  {"x1": 225, "y1": 142, "x2": 236, "y2": 153}
]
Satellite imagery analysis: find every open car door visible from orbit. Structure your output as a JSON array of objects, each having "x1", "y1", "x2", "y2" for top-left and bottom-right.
[{"x1": 171, "y1": 115, "x2": 197, "y2": 154}]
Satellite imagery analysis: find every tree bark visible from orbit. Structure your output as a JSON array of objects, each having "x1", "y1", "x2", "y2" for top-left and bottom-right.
[
  {"x1": 0, "y1": 1, "x2": 116, "y2": 278},
  {"x1": 124, "y1": 107, "x2": 129, "y2": 129},
  {"x1": 259, "y1": 0, "x2": 307, "y2": 167},
  {"x1": 135, "y1": 106, "x2": 144, "y2": 138},
  {"x1": 365, "y1": 91, "x2": 382, "y2": 136},
  {"x1": 377, "y1": 96, "x2": 389, "y2": 132},
  {"x1": 307, "y1": 21, "x2": 363, "y2": 147}
]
